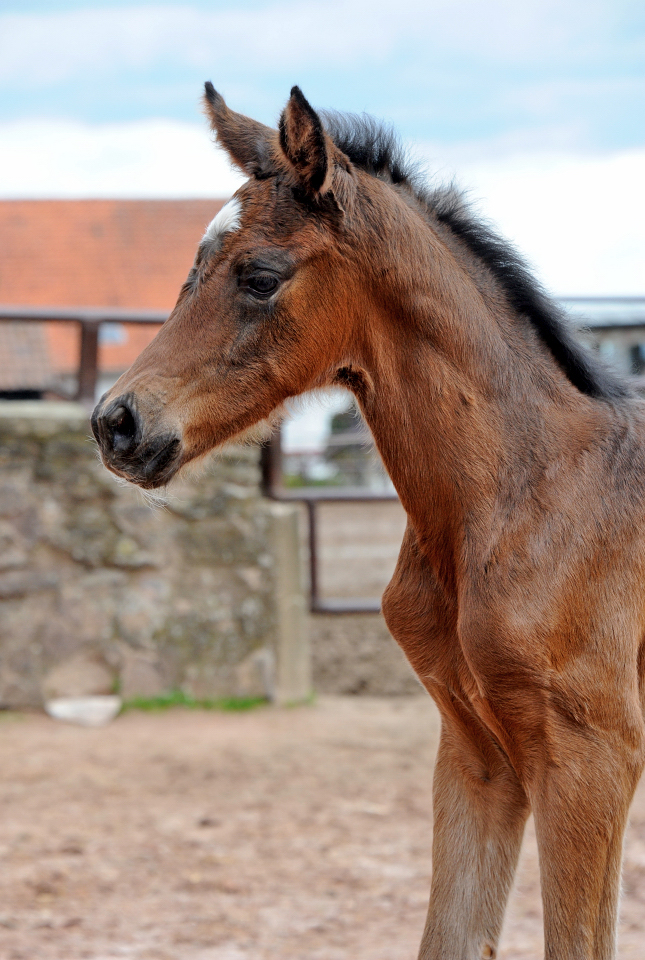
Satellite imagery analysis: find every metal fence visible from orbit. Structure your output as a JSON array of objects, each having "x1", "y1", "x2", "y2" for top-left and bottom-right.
[
  {"x1": 0, "y1": 305, "x2": 167, "y2": 405},
  {"x1": 259, "y1": 432, "x2": 397, "y2": 613}
]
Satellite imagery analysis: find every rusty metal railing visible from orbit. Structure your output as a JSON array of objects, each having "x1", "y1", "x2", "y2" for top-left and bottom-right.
[
  {"x1": 0, "y1": 305, "x2": 167, "y2": 406},
  {"x1": 260, "y1": 431, "x2": 398, "y2": 614}
]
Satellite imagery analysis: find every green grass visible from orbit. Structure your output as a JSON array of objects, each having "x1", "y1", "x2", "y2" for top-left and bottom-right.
[
  {"x1": 283, "y1": 474, "x2": 345, "y2": 488},
  {"x1": 0, "y1": 710, "x2": 26, "y2": 723},
  {"x1": 121, "y1": 689, "x2": 268, "y2": 713},
  {"x1": 283, "y1": 691, "x2": 317, "y2": 708}
]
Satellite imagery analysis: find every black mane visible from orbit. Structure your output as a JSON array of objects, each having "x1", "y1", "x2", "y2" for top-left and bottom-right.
[{"x1": 320, "y1": 111, "x2": 629, "y2": 402}]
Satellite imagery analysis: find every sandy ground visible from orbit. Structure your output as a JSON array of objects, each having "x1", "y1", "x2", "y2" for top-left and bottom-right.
[{"x1": 1, "y1": 697, "x2": 644, "y2": 960}]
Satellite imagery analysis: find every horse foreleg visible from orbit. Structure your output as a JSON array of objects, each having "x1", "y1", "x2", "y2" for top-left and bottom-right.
[
  {"x1": 418, "y1": 703, "x2": 530, "y2": 960},
  {"x1": 383, "y1": 528, "x2": 529, "y2": 959},
  {"x1": 529, "y1": 722, "x2": 645, "y2": 960}
]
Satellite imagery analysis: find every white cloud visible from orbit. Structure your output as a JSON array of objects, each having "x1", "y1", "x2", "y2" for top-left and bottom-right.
[
  {"x1": 0, "y1": 118, "x2": 244, "y2": 197},
  {"x1": 0, "y1": 116, "x2": 642, "y2": 296},
  {"x1": 451, "y1": 148, "x2": 645, "y2": 296}
]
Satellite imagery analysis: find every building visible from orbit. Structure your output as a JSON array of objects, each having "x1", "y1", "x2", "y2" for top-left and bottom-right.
[
  {"x1": 564, "y1": 298, "x2": 645, "y2": 384},
  {"x1": 0, "y1": 198, "x2": 225, "y2": 398}
]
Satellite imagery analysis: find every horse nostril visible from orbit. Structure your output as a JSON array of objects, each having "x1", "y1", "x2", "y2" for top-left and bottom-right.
[
  {"x1": 108, "y1": 404, "x2": 137, "y2": 442},
  {"x1": 97, "y1": 400, "x2": 140, "y2": 455}
]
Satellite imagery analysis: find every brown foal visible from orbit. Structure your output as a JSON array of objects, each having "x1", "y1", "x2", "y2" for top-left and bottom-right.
[{"x1": 92, "y1": 85, "x2": 645, "y2": 959}]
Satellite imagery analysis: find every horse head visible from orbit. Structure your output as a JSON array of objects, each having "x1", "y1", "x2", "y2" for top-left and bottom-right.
[{"x1": 92, "y1": 85, "x2": 372, "y2": 489}]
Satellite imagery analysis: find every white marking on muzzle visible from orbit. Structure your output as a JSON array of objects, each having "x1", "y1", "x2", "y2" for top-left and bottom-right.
[{"x1": 202, "y1": 196, "x2": 242, "y2": 247}]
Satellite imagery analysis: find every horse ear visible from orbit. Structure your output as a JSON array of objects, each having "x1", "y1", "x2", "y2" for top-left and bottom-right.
[
  {"x1": 203, "y1": 82, "x2": 274, "y2": 176},
  {"x1": 279, "y1": 86, "x2": 333, "y2": 195}
]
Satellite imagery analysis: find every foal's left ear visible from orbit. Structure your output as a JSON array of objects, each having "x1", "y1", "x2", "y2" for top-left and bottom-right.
[
  {"x1": 279, "y1": 86, "x2": 333, "y2": 195},
  {"x1": 203, "y1": 82, "x2": 274, "y2": 176}
]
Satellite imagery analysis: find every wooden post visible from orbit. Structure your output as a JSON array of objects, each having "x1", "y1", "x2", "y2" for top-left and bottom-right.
[
  {"x1": 76, "y1": 319, "x2": 100, "y2": 407},
  {"x1": 260, "y1": 425, "x2": 283, "y2": 496}
]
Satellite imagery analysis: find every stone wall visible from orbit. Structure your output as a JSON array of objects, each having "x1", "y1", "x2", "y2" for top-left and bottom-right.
[
  {"x1": 310, "y1": 613, "x2": 421, "y2": 696},
  {"x1": 0, "y1": 402, "x2": 308, "y2": 708}
]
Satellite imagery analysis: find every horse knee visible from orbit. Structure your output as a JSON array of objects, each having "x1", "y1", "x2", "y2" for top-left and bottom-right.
[
  {"x1": 382, "y1": 575, "x2": 422, "y2": 635},
  {"x1": 624, "y1": 721, "x2": 645, "y2": 783},
  {"x1": 382, "y1": 581, "x2": 454, "y2": 684}
]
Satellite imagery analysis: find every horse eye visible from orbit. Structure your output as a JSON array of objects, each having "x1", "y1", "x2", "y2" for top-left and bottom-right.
[{"x1": 244, "y1": 273, "x2": 280, "y2": 298}]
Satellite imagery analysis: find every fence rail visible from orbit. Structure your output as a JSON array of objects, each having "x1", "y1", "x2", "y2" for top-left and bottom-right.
[
  {"x1": 0, "y1": 305, "x2": 167, "y2": 405},
  {"x1": 259, "y1": 442, "x2": 398, "y2": 613}
]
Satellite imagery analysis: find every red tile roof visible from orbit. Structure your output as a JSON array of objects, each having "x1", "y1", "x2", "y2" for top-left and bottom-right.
[{"x1": 0, "y1": 198, "x2": 226, "y2": 387}]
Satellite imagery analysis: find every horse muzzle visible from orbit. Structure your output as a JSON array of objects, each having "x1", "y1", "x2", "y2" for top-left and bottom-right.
[{"x1": 91, "y1": 393, "x2": 182, "y2": 489}]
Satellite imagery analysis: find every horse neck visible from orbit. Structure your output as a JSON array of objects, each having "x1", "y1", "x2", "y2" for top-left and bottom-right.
[{"x1": 351, "y1": 202, "x2": 605, "y2": 587}]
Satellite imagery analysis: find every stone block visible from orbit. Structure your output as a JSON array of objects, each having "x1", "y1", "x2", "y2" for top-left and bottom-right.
[
  {"x1": 118, "y1": 647, "x2": 166, "y2": 700},
  {"x1": 41, "y1": 651, "x2": 115, "y2": 700},
  {"x1": 233, "y1": 646, "x2": 275, "y2": 699}
]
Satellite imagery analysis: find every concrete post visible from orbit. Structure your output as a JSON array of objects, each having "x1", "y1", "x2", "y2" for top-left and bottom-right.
[{"x1": 267, "y1": 502, "x2": 311, "y2": 705}]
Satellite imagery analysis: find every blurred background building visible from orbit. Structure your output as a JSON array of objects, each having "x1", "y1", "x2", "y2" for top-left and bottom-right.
[{"x1": 0, "y1": 198, "x2": 221, "y2": 398}]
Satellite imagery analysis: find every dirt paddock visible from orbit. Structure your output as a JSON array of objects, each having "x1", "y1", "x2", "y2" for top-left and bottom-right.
[{"x1": 1, "y1": 697, "x2": 644, "y2": 959}]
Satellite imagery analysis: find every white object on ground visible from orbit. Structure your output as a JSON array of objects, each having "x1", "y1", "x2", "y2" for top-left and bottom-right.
[{"x1": 44, "y1": 695, "x2": 122, "y2": 727}]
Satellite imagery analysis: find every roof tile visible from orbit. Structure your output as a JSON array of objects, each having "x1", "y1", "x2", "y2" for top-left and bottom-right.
[{"x1": 0, "y1": 198, "x2": 225, "y2": 387}]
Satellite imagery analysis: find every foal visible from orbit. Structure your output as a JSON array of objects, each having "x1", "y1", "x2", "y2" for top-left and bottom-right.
[{"x1": 93, "y1": 85, "x2": 645, "y2": 959}]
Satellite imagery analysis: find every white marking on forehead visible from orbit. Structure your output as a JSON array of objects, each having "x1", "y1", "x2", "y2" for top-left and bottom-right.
[{"x1": 202, "y1": 196, "x2": 243, "y2": 246}]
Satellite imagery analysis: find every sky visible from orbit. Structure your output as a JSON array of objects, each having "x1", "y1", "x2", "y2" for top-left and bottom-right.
[{"x1": 1, "y1": 0, "x2": 644, "y2": 300}]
